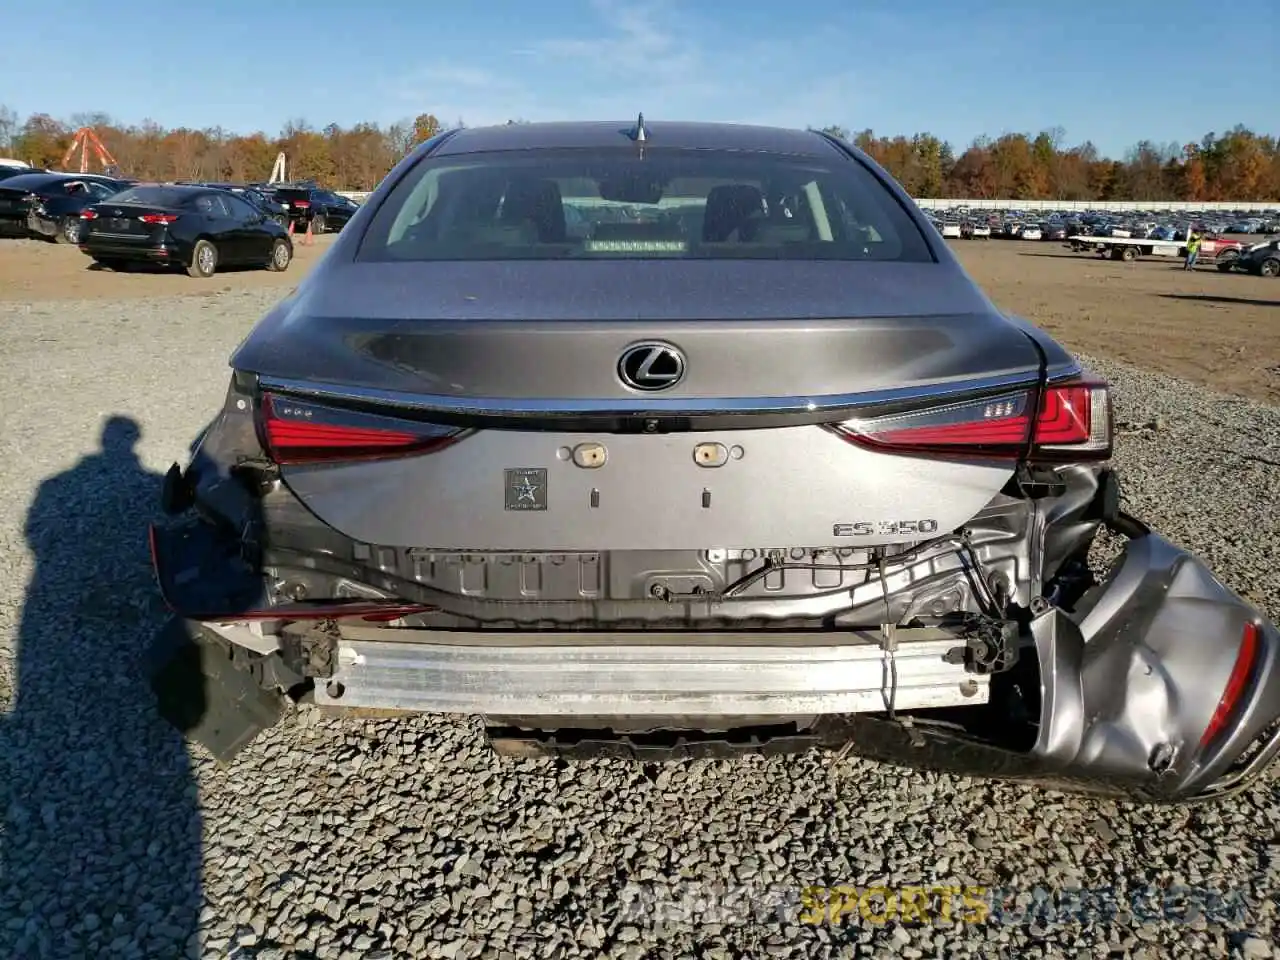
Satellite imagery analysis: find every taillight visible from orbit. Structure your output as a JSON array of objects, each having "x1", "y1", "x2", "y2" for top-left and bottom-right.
[
  {"x1": 293, "y1": 200, "x2": 310, "y2": 209},
  {"x1": 80, "y1": 210, "x2": 99, "y2": 220},
  {"x1": 1200, "y1": 622, "x2": 1262, "y2": 750},
  {"x1": 140, "y1": 213, "x2": 179, "y2": 224},
  {"x1": 827, "y1": 377, "x2": 1112, "y2": 462},
  {"x1": 259, "y1": 392, "x2": 464, "y2": 464}
]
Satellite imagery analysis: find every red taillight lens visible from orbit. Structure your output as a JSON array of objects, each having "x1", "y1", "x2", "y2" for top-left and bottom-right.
[
  {"x1": 259, "y1": 392, "x2": 464, "y2": 464},
  {"x1": 293, "y1": 200, "x2": 310, "y2": 209},
  {"x1": 80, "y1": 209, "x2": 99, "y2": 220},
  {"x1": 1031, "y1": 382, "x2": 1112, "y2": 458},
  {"x1": 140, "y1": 213, "x2": 179, "y2": 224},
  {"x1": 827, "y1": 377, "x2": 1112, "y2": 462},
  {"x1": 1200, "y1": 622, "x2": 1262, "y2": 749},
  {"x1": 844, "y1": 391, "x2": 1033, "y2": 455}
]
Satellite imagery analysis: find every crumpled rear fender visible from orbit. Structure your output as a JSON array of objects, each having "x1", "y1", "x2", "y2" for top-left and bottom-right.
[{"x1": 1032, "y1": 530, "x2": 1280, "y2": 800}]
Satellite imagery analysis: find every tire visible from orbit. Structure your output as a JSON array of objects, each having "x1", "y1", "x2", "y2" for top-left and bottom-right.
[
  {"x1": 187, "y1": 239, "x2": 218, "y2": 278},
  {"x1": 1261, "y1": 258, "x2": 1280, "y2": 278},
  {"x1": 311, "y1": 214, "x2": 327, "y2": 235},
  {"x1": 266, "y1": 237, "x2": 292, "y2": 272},
  {"x1": 55, "y1": 216, "x2": 81, "y2": 244},
  {"x1": 1120, "y1": 246, "x2": 1138, "y2": 262}
]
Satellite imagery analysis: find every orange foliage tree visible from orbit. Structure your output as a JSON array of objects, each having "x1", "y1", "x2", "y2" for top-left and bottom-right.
[{"x1": 2, "y1": 105, "x2": 1278, "y2": 199}]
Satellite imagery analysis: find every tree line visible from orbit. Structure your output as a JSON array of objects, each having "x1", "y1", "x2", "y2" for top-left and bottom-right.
[{"x1": 1, "y1": 105, "x2": 1277, "y2": 201}]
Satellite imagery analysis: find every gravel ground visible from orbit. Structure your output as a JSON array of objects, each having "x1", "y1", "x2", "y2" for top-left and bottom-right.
[{"x1": 0, "y1": 288, "x2": 1278, "y2": 959}]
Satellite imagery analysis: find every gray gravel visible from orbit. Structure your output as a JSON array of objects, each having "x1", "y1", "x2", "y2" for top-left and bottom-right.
[{"x1": 0, "y1": 288, "x2": 1278, "y2": 959}]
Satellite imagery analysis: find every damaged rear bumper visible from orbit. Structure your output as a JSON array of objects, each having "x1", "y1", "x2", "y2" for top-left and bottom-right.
[{"x1": 145, "y1": 515, "x2": 1280, "y2": 800}]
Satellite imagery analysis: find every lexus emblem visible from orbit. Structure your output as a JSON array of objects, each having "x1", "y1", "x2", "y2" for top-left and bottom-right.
[{"x1": 618, "y1": 342, "x2": 686, "y2": 392}]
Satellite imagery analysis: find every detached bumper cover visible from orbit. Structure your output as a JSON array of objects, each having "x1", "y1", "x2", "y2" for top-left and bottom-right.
[
  {"x1": 26, "y1": 211, "x2": 58, "y2": 238},
  {"x1": 1029, "y1": 531, "x2": 1280, "y2": 800}
]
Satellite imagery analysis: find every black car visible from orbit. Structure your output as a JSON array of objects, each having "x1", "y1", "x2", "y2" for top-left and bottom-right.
[
  {"x1": 1239, "y1": 239, "x2": 1280, "y2": 277},
  {"x1": 266, "y1": 183, "x2": 358, "y2": 234},
  {"x1": 0, "y1": 172, "x2": 128, "y2": 241},
  {"x1": 79, "y1": 183, "x2": 294, "y2": 277},
  {"x1": 0, "y1": 164, "x2": 43, "y2": 182}
]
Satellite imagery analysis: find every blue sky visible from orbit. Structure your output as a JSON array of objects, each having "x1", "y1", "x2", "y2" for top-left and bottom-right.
[{"x1": 3, "y1": 0, "x2": 1274, "y2": 157}]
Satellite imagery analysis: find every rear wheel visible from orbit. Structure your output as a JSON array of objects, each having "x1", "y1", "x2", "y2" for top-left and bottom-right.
[
  {"x1": 267, "y1": 238, "x2": 292, "y2": 272},
  {"x1": 1119, "y1": 246, "x2": 1138, "y2": 262},
  {"x1": 187, "y1": 239, "x2": 218, "y2": 278},
  {"x1": 1216, "y1": 255, "x2": 1238, "y2": 273},
  {"x1": 1261, "y1": 258, "x2": 1280, "y2": 278},
  {"x1": 55, "y1": 216, "x2": 80, "y2": 244},
  {"x1": 311, "y1": 214, "x2": 327, "y2": 235}
]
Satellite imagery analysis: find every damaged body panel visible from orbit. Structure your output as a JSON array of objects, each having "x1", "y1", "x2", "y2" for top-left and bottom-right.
[{"x1": 146, "y1": 119, "x2": 1280, "y2": 800}]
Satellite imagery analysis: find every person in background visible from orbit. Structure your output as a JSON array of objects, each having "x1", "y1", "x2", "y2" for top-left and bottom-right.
[{"x1": 1184, "y1": 232, "x2": 1202, "y2": 271}]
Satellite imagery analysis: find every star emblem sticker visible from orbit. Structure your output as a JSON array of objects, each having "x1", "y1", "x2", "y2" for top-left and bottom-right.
[
  {"x1": 516, "y1": 477, "x2": 540, "y2": 503},
  {"x1": 504, "y1": 468, "x2": 548, "y2": 511}
]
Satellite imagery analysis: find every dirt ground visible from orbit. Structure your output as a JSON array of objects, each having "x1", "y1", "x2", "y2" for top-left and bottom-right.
[
  {"x1": 1, "y1": 235, "x2": 1277, "y2": 403},
  {"x1": 951, "y1": 240, "x2": 1280, "y2": 405}
]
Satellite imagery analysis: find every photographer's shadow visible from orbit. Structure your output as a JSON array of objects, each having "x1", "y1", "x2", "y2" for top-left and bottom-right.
[{"x1": 0, "y1": 416, "x2": 202, "y2": 957}]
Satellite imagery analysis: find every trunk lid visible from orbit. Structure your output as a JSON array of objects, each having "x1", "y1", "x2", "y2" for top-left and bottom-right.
[
  {"x1": 84, "y1": 202, "x2": 181, "y2": 242},
  {"x1": 233, "y1": 260, "x2": 1058, "y2": 552},
  {"x1": 232, "y1": 260, "x2": 1045, "y2": 402}
]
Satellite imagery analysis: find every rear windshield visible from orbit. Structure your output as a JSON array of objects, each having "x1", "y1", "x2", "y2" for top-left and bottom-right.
[
  {"x1": 357, "y1": 148, "x2": 933, "y2": 262},
  {"x1": 109, "y1": 186, "x2": 196, "y2": 207}
]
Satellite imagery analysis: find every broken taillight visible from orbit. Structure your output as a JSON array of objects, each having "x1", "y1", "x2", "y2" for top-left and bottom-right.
[
  {"x1": 258, "y1": 392, "x2": 464, "y2": 464},
  {"x1": 1200, "y1": 622, "x2": 1262, "y2": 749},
  {"x1": 826, "y1": 378, "x2": 1112, "y2": 462}
]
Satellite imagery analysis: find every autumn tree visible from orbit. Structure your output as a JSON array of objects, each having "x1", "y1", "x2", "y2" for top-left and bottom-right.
[
  {"x1": 411, "y1": 113, "x2": 442, "y2": 146},
  {"x1": 13, "y1": 114, "x2": 70, "y2": 167},
  {"x1": 3, "y1": 103, "x2": 1278, "y2": 200}
]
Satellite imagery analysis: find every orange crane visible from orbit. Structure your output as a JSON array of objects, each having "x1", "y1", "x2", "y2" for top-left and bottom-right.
[{"x1": 61, "y1": 126, "x2": 122, "y2": 176}]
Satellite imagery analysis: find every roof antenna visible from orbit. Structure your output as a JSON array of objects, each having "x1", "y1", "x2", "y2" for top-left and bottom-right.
[{"x1": 631, "y1": 113, "x2": 647, "y2": 143}]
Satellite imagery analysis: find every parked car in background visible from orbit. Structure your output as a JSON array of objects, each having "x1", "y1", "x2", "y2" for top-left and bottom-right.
[
  {"x1": 78, "y1": 183, "x2": 293, "y2": 277},
  {"x1": 264, "y1": 183, "x2": 358, "y2": 234},
  {"x1": 0, "y1": 172, "x2": 129, "y2": 242},
  {"x1": 1020, "y1": 224, "x2": 1043, "y2": 240},
  {"x1": 970, "y1": 222, "x2": 991, "y2": 239},
  {"x1": 1239, "y1": 239, "x2": 1280, "y2": 277},
  {"x1": 939, "y1": 219, "x2": 962, "y2": 239},
  {"x1": 187, "y1": 182, "x2": 289, "y2": 227},
  {"x1": 0, "y1": 160, "x2": 42, "y2": 183}
]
